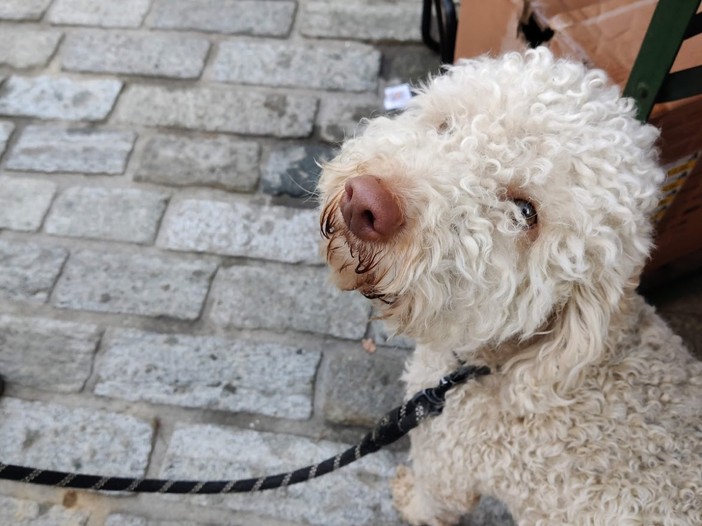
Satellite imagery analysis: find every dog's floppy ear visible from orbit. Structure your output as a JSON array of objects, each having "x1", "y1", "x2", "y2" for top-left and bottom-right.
[{"x1": 502, "y1": 277, "x2": 628, "y2": 414}]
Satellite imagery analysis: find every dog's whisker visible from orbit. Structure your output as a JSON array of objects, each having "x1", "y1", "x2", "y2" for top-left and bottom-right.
[
  {"x1": 354, "y1": 250, "x2": 381, "y2": 275},
  {"x1": 320, "y1": 199, "x2": 339, "y2": 239},
  {"x1": 362, "y1": 290, "x2": 397, "y2": 305}
]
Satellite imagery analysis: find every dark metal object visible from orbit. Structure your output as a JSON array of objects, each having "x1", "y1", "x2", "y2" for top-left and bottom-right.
[
  {"x1": 683, "y1": 11, "x2": 702, "y2": 38},
  {"x1": 656, "y1": 65, "x2": 702, "y2": 104},
  {"x1": 0, "y1": 364, "x2": 490, "y2": 495},
  {"x1": 623, "y1": 0, "x2": 702, "y2": 122},
  {"x1": 422, "y1": 0, "x2": 458, "y2": 64}
]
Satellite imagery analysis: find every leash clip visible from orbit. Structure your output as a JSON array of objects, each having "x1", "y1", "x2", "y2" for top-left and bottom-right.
[{"x1": 411, "y1": 364, "x2": 491, "y2": 417}]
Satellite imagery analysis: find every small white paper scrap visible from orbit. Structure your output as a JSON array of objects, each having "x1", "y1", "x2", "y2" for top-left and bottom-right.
[{"x1": 384, "y1": 83, "x2": 413, "y2": 110}]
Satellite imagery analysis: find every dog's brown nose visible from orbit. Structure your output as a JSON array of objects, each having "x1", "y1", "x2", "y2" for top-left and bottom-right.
[{"x1": 340, "y1": 175, "x2": 403, "y2": 241}]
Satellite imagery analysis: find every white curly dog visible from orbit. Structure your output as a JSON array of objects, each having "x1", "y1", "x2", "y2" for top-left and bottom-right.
[{"x1": 318, "y1": 48, "x2": 702, "y2": 525}]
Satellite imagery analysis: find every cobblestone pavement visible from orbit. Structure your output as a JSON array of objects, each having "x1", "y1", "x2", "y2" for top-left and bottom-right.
[{"x1": 0, "y1": 2, "x2": 700, "y2": 526}]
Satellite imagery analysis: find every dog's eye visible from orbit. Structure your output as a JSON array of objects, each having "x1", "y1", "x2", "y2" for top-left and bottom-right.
[{"x1": 513, "y1": 199, "x2": 537, "y2": 228}]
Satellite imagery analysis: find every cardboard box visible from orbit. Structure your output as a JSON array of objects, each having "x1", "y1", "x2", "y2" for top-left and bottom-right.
[{"x1": 454, "y1": 0, "x2": 702, "y2": 287}]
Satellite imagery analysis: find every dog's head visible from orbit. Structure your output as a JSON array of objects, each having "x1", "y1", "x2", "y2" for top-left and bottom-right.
[{"x1": 318, "y1": 49, "x2": 663, "y2": 408}]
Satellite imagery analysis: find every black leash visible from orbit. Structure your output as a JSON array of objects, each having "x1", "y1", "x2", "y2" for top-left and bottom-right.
[{"x1": 0, "y1": 364, "x2": 489, "y2": 494}]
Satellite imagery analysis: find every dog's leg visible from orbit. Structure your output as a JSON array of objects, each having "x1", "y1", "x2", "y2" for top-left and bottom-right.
[{"x1": 392, "y1": 465, "x2": 476, "y2": 526}]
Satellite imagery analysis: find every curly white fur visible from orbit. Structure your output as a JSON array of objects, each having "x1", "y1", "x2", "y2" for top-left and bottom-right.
[{"x1": 318, "y1": 49, "x2": 702, "y2": 525}]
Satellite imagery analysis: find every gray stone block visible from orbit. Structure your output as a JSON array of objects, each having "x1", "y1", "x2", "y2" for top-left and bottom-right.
[
  {"x1": 161, "y1": 425, "x2": 402, "y2": 526},
  {"x1": 0, "y1": 120, "x2": 14, "y2": 154},
  {"x1": 105, "y1": 517, "x2": 147, "y2": 526},
  {"x1": 104, "y1": 515, "x2": 283, "y2": 526},
  {"x1": 368, "y1": 319, "x2": 415, "y2": 349},
  {"x1": 157, "y1": 199, "x2": 320, "y2": 264},
  {"x1": 460, "y1": 497, "x2": 516, "y2": 526},
  {"x1": 53, "y1": 250, "x2": 217, "y2": 320},
  {"x1": 380, "y1": 44, "x2": 442, "y2": 84},
  {"x1": 48, "y1": 0, "x2": 151, "y2": 27},
  {"x1": 262, "y1": 144, "x2": 336, "y2": 198},
  {"x1": 6, "y1": 126, "x2": 135, "y2": 174},
  {"x1": 0, "y1": 496, "x2": 89, "y2": 526},
  {"x1": 135, "y1": 134, "x2": 260, "y2": 191},
  {"x1": 0, "y1": 240, "x2": 68, "y2": 303},
  {"x1": 208, "y1": 265, "x2": 369, "y2": 340},
  {"x1": 148, "y1": 0, "x2": 295, "y2": 37},
  {"x1": 62, "y1": 31, "x2": 210, "y2": 79},
  {"x1": 105, "y1": 516, "x2": 215, "y2": 526},
  {"x1": 45, "y1": 186, "x2": 168, "y2": 244},
  {"x1": 317, "y1": 94, "x2": 380, "y2": 143},
  {"x1": 322, "y1": 347, "x2": 406, "y2": 427},
  {"x1": 212, "y1": 40, "x2": 381, "y2": 92},
  {"x1": 0, "y1": 397, "x2": 153, "y2": 476},
  {"x1": 95, "y1": 330, "x2": 321, "y2": 419},
  {"x1": 115, "y1": 85, "x2": 317, "y2": 139},
  {"x1": 0, "y1": 315, "x2": 100, "y2": 392},
  {"x1": 0, "y1": 29, "x2": 62, "y2": 69},
  {"x1": 0, "y1": 0, "x2": 52, "y2": 21},
  {"x1": 0, "y1": 75, "x2": 122, "y2": 121},
  {"x1": 0, "y1": 177, "x2": 57, "y2": 231},
  {"x1": 301, "y1": 1, "x2": 422, "y2": 42}
]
